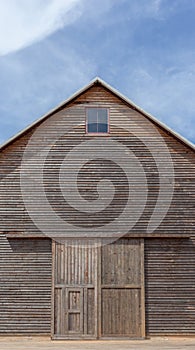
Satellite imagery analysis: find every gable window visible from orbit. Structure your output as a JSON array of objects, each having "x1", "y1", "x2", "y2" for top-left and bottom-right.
[{"x1": 86, "y1": 108, "x2": 109, "y2": 134}]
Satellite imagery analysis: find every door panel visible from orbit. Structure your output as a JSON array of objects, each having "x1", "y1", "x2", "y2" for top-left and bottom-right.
[
  {"x1": 55, "y1": 242, "x2": 95, "y2": 286},
  {"x1": 101, "y1": 288, "x2": 141, "y2": 336},
  {"x1": 101, "y1": 239, "x2": 141, "y2": 286},
  {"x1": 66, "y1": 288, "x2": 83, "y2": 334}
]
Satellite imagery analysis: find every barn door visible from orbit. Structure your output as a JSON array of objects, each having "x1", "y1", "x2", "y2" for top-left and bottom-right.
[
  {"x1": 52, "y1": 238, "x2": 145, "y2": 339},
  {"x1": 52, "y1": 241, "x2": 97, "y2": 339},
  {"x1": 100, "y1": 238, "x2": 145, "y2": 338}
]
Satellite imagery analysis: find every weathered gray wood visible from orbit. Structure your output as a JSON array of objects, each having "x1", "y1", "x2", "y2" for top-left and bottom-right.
[
  {"x1": 0, "y1": 235, "x2": 52, "y2": 334},
  {"x1": 145, "y1": 236, "x2": 195, "y2": 335},
  {"x1": 53, "y1": 238, "x2": 145, "y2": 339},
  {"x1": 53, "y1": 241, "x2": 96, "y2": 339},
  {"x1": 140, "y1": 239, "x2": 145, "y2": 338},
  {"x1": 51, "y1": 240, "x2": 55, "y2": 338},
  {"x1": 4, "y1": 232, "x2": 191, "y2": 238},
  {"x1": 0, "y1": 84, "x2": 194, "y2": 239},
  {"x1": 100, "y1": 238, "x2": 143, "y2": 338}
]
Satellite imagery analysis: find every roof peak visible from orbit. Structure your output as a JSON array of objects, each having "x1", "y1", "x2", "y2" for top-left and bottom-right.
[{"x1": 0, "y1": 78, "x2": 194, "y2": 152}]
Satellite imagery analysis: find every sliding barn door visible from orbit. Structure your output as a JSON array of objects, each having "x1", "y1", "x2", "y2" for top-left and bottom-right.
[
  {"x1": 100, "y1": 239, "x2": 145, "y2": 338},
  {"x1": 52, "y1": 241, "x2": 97, "y2": 339},
  {"x1": 52, "y1": 238, "x2": 145, "y2": 339}
]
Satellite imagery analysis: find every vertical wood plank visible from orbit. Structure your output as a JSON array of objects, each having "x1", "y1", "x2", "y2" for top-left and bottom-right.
[
  {"x1": 140, "y1": 239, "x2": 145, "y2": 338},
  {"x1": 51, "y1": 240, "x2": 55, "y2": 339},
  {"x1": 94, "y1": 246, "x2": 98, "y2": 338},
  {"x1": 80, "y1": 289, "x2": 84, "y2": 334},
  {"x1": 64, "y1": 288, "x2": 68, "y2": 334},
  {"x1": 83, "y1": 287, "x2": 88, "y2": 334}
]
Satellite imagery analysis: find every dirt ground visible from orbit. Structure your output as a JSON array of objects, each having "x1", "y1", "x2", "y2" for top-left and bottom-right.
[{"x1": 0, "y1": 337, "x2": 194, "y2": 350}]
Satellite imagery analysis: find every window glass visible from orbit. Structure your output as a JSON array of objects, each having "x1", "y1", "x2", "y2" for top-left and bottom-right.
[
  {"x1": 87, "y1": 108, "x2": 108, "y2": 133},
  {"x1": 98, "y1": 108, "x2": 108, "y2": 133},
  {"x1": 87, "y1": 108, "x2": 97, "y2": 133}
]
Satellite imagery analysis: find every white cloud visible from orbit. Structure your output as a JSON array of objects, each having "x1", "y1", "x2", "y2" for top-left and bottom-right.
[
  {"x1": 0, "y1": 0, "x2": 194, "y2": 146},
  {"x1": 0, "y1": 0, "x2": 83, "y2": 56},
  {"x1": 0, "y1": 0, "x2": 168, "y2": 57}
]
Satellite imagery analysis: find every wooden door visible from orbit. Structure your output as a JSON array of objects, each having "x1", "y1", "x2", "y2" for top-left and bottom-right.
[
  {"x1": 52, "y1": 238, "x2": 145, "y2": 339},
  {"x1": 52, "y1": 241, "x2": 97, "y2": 339},
  {"x1": 100, "y1": 239, "x2": 145, "y2": 338}
]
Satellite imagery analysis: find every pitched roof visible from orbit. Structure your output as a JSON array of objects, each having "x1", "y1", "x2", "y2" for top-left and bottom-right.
[{"x1": 0, "y1": 77, "x2": 194, "y2": 152}]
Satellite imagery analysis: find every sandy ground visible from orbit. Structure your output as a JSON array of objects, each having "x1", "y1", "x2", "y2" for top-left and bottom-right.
[{"x1": 0, "y1": 337, "x2": 195, "y2": 350}]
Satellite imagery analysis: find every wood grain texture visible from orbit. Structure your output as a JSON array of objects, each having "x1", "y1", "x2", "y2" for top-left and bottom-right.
[
  {"x1": 0, "y1": 84, "x2": 194, "y2": 237},
  {"x1": 53, "y1": 241, "x2": 96, "y2": 339},
  {"x1": 145, "y1": 236, "x2": 195, "y2": 335},
  {"x1": 0, "y1": 234, "x2": 52, "y2": 334},
  {"x1": 101, "y1": 238, "x2": 144, "y2": 338},
  {"x1": 53, "y1": 238, "x2": 144, "y2": 339}
]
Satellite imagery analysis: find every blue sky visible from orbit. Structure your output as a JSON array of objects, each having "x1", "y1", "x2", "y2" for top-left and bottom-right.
[{"x1": 0, "y1": 0, "x2": 195, "y2": 145}]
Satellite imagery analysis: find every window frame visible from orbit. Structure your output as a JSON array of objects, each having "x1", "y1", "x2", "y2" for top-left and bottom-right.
[{"x1": 85, "y1": 107, "x2": 110, "y2": 135}]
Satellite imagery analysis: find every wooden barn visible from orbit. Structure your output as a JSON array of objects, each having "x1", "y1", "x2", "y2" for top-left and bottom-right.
[{"x1": 0, "y1": 78, "x2": 194, "y2": 339}]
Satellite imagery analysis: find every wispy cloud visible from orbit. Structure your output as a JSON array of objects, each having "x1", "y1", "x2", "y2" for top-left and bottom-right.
[
  {"x1": 0, "y1": 0, "x2": 179, "y2": 58},
  {"x1": 0, "y1": 38, "x2": 97, "y2": 144},
  {"x1": 132, "y1": 0, "x2": 162, "y2": 18},
  {"x1": 0, "y1": 0, "x2": 83, "y2": 56},
  {"x1": 0, "y1": 0, "x2": 194, "y2": 145},
  {"x1": 121, "y1": 52, "x2": 195, "y2": 143}
]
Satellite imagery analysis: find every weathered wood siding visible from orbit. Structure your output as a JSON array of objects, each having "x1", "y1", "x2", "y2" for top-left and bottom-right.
[
  {"x1": 145, "y1": 236, "x2": 195, "y2": 335},
  {"x1": 0, "y1": 84, "x2": 194, "y2": 237},
  {"x1": 0, "y1": 234, "x2": 52, "y2": 334}
]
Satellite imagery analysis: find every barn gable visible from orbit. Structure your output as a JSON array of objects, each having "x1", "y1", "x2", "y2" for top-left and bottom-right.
[{"x1": 0, "y1": 78, "x2": 194, "y2": 338}]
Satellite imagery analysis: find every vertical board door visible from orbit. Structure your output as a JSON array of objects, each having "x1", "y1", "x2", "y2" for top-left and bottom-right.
[
  {"x1": 52, "y1": 238, "x2": 145, "y2": 339},
  {"x1": 100, "y1": 238, "x2": 145, "y2": 338},
  {"x1": 52, "y1": 241, "x2": 97, "y2": 339}
]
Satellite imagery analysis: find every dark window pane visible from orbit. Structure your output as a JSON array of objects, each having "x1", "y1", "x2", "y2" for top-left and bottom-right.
[
  {"x1": 88, "y1": 122, "x2": 98, "y2": 133},
  {"x1": 98, "y1": 123, "x2": 108, "y2": 133}
]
